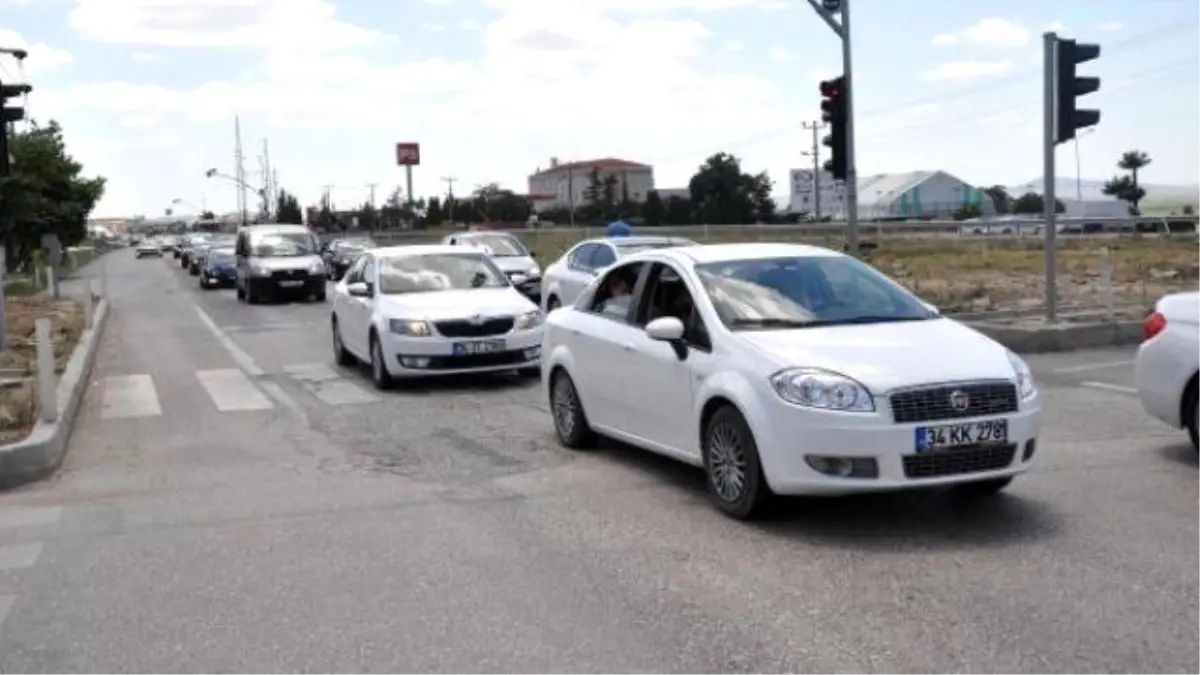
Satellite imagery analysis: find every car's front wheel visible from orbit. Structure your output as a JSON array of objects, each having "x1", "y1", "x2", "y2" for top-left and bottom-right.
[
  {"x1": 703, "y1": 405, "x2": 771, "y2": 520},
  {"x1": 368, "y1": 331, "x2": 393, "y2": 390},
  {"x1": 332, "y1": 316, "x2": 355, "y2": 366},
  {"x1": 550, "y1": 370, "x2": 595, "y2": 449},
  {"x1": 546, "y1": 295, "x2": 561, "y2": 311}
]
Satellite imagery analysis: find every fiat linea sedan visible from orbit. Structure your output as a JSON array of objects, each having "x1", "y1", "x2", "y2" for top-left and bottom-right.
[{"x1": 541, "y1": 243, "x2": 1042, "y2": 520}]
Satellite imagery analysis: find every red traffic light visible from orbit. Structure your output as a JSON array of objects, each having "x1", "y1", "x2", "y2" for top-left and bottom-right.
[{"x1": 819, "y1": 76, "x2": 844, "y2": 99}]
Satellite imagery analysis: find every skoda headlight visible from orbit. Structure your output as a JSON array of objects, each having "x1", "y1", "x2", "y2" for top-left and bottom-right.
[
  {"x1": 1008, "y1": 351, "x2": 1037, "y2": 401},
  {"x1": 770, "y1": 368, "x2": 874, "y2": 412},
  {"x1": 514, "y1": 310, "x2": 543, "y2": 330},
  {"x1": 527, "y1": 263, "x2": 541, "y2": 279},
  {"x1": 389, "y1": 318, "x2": 433, "y2": 337},
  {"x1": 308, "y1": 259, "x2": 325, "y2": 275}
]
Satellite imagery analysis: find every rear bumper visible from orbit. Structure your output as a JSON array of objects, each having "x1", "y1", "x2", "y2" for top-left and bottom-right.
[{"x1": 247, "y1": 274, "x2": 325, "y2": 296}]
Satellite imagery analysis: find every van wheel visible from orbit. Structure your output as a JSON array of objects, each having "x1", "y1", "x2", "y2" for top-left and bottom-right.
[{"x1": 236, "y1": 284, "x2": 246, "y2": 301}]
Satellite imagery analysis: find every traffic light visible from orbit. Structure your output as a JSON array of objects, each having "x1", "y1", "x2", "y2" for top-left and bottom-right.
[
  {"x1": 819, "y1": 76, "x2": 847, "y2": 180},
  {"x1": 1054, "y1": 38, "x2": 1100, "y2": 144}
]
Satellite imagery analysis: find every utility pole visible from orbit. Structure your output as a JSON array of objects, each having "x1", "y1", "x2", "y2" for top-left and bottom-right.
[
  {"x1": 566, "y1": 168, "x2": 576, "y2": 227},
  {"x1": 261, "y1": 138, "x2": 273, "y2": 220},
  {"x1": 442, "y1": 176, "x2": 457, "y2": 223},
  {"x1": 233, "y1": 115, "x2": 247, "y2": 226},
  {"x1": 367, "y1": 183, "x2": 377, "y2": 209},
  {"x1": 801, "y1": 120, "x2": 823, "y2": 221},
  {"x1": 804, "y1": 0, "x2": 859, "y2": 256},
  {"x1": 0, "y1": 46, "x2": 30, "y2": 352}
]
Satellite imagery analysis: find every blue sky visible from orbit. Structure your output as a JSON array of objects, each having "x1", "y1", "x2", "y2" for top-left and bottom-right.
[{"x1": 2, "y1": 0, "x2": 1197, "y2": 217}]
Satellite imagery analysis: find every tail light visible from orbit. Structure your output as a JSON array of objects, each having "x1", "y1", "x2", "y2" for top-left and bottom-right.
[{"x1": 1143, "y1": 311, "x2": 1167, "y2": 341}]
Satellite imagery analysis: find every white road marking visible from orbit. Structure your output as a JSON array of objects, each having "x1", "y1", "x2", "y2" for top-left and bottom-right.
[
  {"x1": 192, "y1": 304, "x2": 264, "y2": 376},
  {"x1": 259, "y1": 381, "x2": 302, "y2": 414},
  {"x1": 0, "y1": 595, "x2": 12, "y2": 630},
  {"x1": 0, "y1": 506, "x2": 62, "y2": 531},
  {"x1": 1081, "y1": 381, "x2": 1138, "y2": 394},
  {"x1": 0, "y1": 543, "x2": 43, "y2": 571},
  {"x1": 195, "y1": 369, "x2": 274, "y2": 412},
  {"x1": 283, "y1": 362, "x2": 381, "y2": 405},
  {"x1": 1051, "y1": 359, "x2": 1135, "y2": 374},
  {"x1": 100, "y1": 375, "x2": 162, "y2": 419}
]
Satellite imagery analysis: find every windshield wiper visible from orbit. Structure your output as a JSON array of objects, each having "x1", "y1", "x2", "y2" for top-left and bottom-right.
[
  {"x1": 729, "y1": 318, "x2": 815, "y2": 328},
  {"x1": 730, "y1": 315, "x2": 932, "y2": 329}
]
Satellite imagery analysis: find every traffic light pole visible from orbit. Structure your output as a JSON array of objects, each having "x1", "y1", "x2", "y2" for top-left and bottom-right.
[
  {"x1": 1042, "y1": 31, "x2": 1059, "y2": 322},
  {"x1": 805, "y1": 0, "x2": 858, "y2": 256}
]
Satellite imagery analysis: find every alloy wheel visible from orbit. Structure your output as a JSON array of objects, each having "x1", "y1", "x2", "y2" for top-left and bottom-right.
[{"x1": 707, "y1": 420, "x2": 748, "y2": 503}]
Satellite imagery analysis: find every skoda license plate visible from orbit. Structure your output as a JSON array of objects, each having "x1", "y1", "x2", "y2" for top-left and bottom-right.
[
  {"x1": 453, "y1": 340, "x2": 505, "y2": 356},
  {"x1": 915, "y1": 420, "x2": 1007, "y2": 452},
  {"x1": 279, "y1": 280, "x2": 303, "y2": 288}
]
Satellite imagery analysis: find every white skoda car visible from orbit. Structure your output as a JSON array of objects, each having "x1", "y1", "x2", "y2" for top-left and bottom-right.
[
  {"x1": 541, "y1": 243, "x2": 1043, "y2": 519},
  {"x1": 330, "y1": 245, "x2": 544, "y2": 388},
  {"x1": 1134, "y1": 291, "x2": 1199, "y2": 450}
]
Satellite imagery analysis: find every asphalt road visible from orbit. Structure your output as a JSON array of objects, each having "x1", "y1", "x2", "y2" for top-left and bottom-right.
[{"x1": 0, "y1": 250, "x2": 1195, "y2": 673}]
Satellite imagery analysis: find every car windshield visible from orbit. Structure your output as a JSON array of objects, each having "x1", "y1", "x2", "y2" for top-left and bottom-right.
[
  {"x1": 461, "y1": 234, "x2": 527, "y2": 257},
  {"x1": 377, "y1": 253, "x2": 509, "y2": 294},
  {"x1": 209, "y1": 248, "x2": 235, "y2": 264},
  {"x1": 338, "y1": 240, "x2": 373, "y2": 254},
  {"x1": 615, "y1": 239, "x2": 696, "y2": 256},
  {"x1": 251, "y1": 232, "x2": 316, "y2": 257},
  {"x1": 694, "y1": 255, "x2": 936, "y2": 328}
]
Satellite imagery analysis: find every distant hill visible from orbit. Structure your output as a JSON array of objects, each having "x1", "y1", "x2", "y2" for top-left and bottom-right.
[{"x1": 1012, "y1": 178, "x2": 1199, "y2": 205}]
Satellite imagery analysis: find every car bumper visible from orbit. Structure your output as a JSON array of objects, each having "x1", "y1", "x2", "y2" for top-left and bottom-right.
[
  {"x1": 202, "y1": 268, "x2": 237, "y2": 285},
  {"x1": 247, "y1": 274, "x2": 325, "y2": 296},
  {"x1": 754, "y1": 396, "x2": 1042, "y2": 496},
  {"x1": 136, "y1": 249, "x2": 161, "y2": 256},
  {"x1": 1135, "y1": 338, "x2": 1189, "y2": 429},
  {"x1": 381, "y1": 328, "x2": 543, "y2": 377}
]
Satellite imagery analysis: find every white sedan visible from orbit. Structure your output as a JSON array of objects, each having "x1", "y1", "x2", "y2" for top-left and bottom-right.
[
  {"x1": 541, "y1": 243, "x2": 1042, "y2": 520},
  {"x1": 540, "y1": 235, "x2": 696, "y2": 313},
  {"x1": 1134, "y1": 291, "x2": 1199, "y2": 450},
  {"x1": 330, "y1": 245, "x2": 544, "y2": 389}
]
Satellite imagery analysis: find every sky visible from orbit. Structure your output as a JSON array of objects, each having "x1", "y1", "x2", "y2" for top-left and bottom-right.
[{"x1": 1, "y1": 0, "x2": 1197, "y2": 218}]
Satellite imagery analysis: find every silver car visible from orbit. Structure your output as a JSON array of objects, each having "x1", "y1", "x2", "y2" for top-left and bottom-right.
[
  {"x1": 539, "y1": 236, "x2": 697, "y2": 312},
  {"x1": 442, "y1": 231, "x2": 542, "y2": 302}
]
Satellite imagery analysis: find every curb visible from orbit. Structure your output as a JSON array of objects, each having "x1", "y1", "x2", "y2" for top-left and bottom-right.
[
  {"x1": 967, "y1": 319, "x2": 1144, "y2": 353},
  {"x1": 0, "y1": 298, "x2": 110, "y2": 489}
]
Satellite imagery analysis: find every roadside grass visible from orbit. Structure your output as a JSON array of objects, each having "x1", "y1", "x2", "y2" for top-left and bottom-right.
[{"x1": 0, "y1": 297, "x2": 85, "y2": 444}]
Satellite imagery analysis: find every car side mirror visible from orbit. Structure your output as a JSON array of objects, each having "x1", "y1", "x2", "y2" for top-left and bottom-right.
[
  {"x1": 347, "y1": 281, "x2": 371, "y2": 297},
  {"x1": 646, "y1": 316, "x2": 687, "y2": 359}
]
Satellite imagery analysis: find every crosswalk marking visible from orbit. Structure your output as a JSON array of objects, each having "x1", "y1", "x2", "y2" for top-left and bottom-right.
[
  {"x1": 101, "y1": 374, "x2": 162, "y2": 419},
  {"x1": 195, "y1": 369, "x2": 274, "y2": 411},
  {"x1": 0, "y1": 543, "x2": 42, "y2": 572},
  {"x1": 0, "y1": 506, "x2": 62, "y2": 531},
  {"x1": 283, "y1": 362, "x2": 381, "y2": 406}
]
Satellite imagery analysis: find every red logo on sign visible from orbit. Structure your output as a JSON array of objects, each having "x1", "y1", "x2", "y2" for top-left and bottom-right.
[{"x1": 396, "y1": 142, "x2": 420, "y2": 166}]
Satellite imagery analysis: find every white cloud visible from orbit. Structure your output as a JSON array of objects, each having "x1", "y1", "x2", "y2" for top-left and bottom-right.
[
  {"x1": 460, "y1": 18, "x2": 484, "y2": 31},
  {"x1": 67, "y1": 0, "x2": 388, "y2": 50},
  {"x1": 420, "y1": 22, "x2": 447, "y2": 32},
  {"x1": 769, "y1": 45, "x2": 793, "y2": 61},
  {"x1": 978, "y1": 111, "x2": 1025, "y2": 127},
  {"x1": 923, "y1": 60, "x2": 1013, "y2": 81},
  {"x1": 1097, "y1": 20, "x2": 1123, "y2": 32},
  {"x1": 724, "y1": 39, "x2": 744, "y2": 51},
  {"x1": 932, "y1": 18, "x2": 1030, "y2": 48},
  {"x1": 484, "y1": 0, "x2": 773, "y2": 12},
  {"x1": 0, "y1": 30, "x2": 74, "y2": 73},
  {"x1": 808, "y1": 68, "x2": 834, "y2": 84},
  {"x1": 1045, "y1": 21, "x2": 1066, "y2": 32}
]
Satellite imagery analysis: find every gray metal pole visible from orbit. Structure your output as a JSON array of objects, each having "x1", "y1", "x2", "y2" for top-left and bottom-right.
[
  {"x1": 811, "y1": 122, "x2": 822, "y2": 221},
  {"x1": 1043, "y1": 32, "x2": 1058, "y2": 322},
  {"x1": 840, "y1": 0, "x2": 859, "y2": 256}
]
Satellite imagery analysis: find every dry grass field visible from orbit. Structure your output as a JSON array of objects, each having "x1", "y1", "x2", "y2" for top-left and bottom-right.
[{"x1": 0, "y1": 296, "x2": 85, "y2": 444}]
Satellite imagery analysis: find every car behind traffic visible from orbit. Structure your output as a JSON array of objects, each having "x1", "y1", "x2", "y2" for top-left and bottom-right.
[{"x1": 1135, "y1": 291, "x2": 1199, "y2": 450}]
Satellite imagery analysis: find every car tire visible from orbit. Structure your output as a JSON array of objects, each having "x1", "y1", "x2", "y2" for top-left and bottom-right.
[
  {"x1": 549, "y1": 369, "x2": 595, "y2": 449},
  {"x1": 247, "y1": 283, "x2": 260, "y2": 304},
  {"x1": 313, "y1": 291, "x2": 326, "y2": 302},
  {"x1": 369, "y1": 331, "x2": 394, "y2": 390},
  {"x1": 1184, "y1": 384, "x2": 1198, "y2": 451},
  {"x1": 332, "y1": 316, "x2": 355, "y2": 366},
  {"x1": 952, "y1": 477, "x2": 1013, "y2": 498},
  {"x1": 703, "y1": 405, "x2": 771, "y2": 520},
  {"x1": 236, "y1": 284, "x2": 246, "y2": 301},
  {"x1": 546, "y1": 295, "x2": 561, "y2": 311},
  {"x1": 518, "y1": 366, "x2": 540, "y2": 378},
  {"x1": 199, "y1": 276, "x2": 209, "y2": 290}
]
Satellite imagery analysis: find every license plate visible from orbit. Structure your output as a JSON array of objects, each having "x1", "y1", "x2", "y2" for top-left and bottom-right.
[
  {"x1": 279, "y1": 280, "x2": 303, "y2": 288},
  {"x1": 915, "y1": 419, "x2": 1008, "y2": 452},
  {"x1": 453, "y1": 340, "x2": 505, "y2": 355}
]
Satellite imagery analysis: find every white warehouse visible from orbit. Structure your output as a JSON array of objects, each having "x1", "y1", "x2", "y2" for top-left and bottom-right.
[
  {"x1": 856, "y1": 171, "x2": 995, "y2": 219},
  {"x1": 527, "y1": 157, "x2": 655, "y2": 213}
]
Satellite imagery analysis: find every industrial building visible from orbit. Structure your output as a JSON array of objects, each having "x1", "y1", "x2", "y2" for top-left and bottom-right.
[
  {"x1": 527, "y1": 157, "x2": 655, "y2": 212},
  {"x1": 789, "y1": 169, "x2": 995, "y2": 219}
]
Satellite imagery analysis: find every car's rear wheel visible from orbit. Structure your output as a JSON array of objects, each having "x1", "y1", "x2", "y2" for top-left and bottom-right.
[
  {"x1": 546, "y1": 295, "x2": 561, "y2": 311},
  {"x1": 1184, "y1": 383, "x2": 1198, "y2": 451},
  {"x1": 332, "y1": 316, "x2": 355, "y2": 366},
  {"x1": 703, "y1": 405, "x2": 771, "y2": 520},
  {"x1": 550, "y1": 370, "x2": 594, "y2": 449}
]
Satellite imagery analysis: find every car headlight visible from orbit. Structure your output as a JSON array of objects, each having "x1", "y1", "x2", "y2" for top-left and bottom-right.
[
  {"x1": 388, "y1": 318, "x2": 433, "y2": 337},
  {"x1": 250, "y1": 263, "x2": 271, "y2": 276},
  {"x1": 309, "y1": 259, "x2": 325, "y2": 275},
  {"x1": 527, "y1": 263, "x2": 541, "y2": 278},
  {"x1": 1008, "y1": 351, "x2": 1037, "y2": 401},
  {"x1": 769, "y1": 368, "x2": 875, "y2": 412},
  {"x1": 514, "y1": 310, "x2": 543, "y2": 330}
]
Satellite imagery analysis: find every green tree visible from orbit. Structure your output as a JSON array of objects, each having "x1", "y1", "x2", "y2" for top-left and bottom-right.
[
  {"x1": 358, "y1": 201, "x2": 378, "y2": 230},
  {"x1": 380, "y1": 188, "x2": 404, "y2": 229},
  {"x1": 1102, "y1": 149, "x2": 1151, "y2": 214},
  {"x1": 640, "y1": 190, "x2": 666, "y2": 226},
  {"x1": 426, "y1": 196, "x2": 443, "y2": 225},
  {"x1": 0, "y1": 120, "x2": 105, "y2": 271},
  {"x1": 981, "y1": 185, "x2": 1011, "y2": 214},
  {"x1": 1011, "y1": 192, "x2": 1066, "y2": 215},
  {"x1": 471, "y1": 183, "x2": 531, "y2": 223},
  {"x1": 275, "y1": 189, "x2": 303, "y2": 224},
  {"x1": 664, "y1": 196, "x2": 692, "y2": 224},
  {"x1": 687, "y1": 152, "x2": 771, "y2": 224}
]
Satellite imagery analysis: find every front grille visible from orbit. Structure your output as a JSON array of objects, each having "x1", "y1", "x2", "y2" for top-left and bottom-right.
[
  {"x1": 424, "y1": 351, "x2": 526, "y2": 369},
  {"x1": 889, "y1": 382, "x2": 1018, "y2": 423},
  {"x1": 435, "y1": 317, "x2": 514, "y2": 338},
  {"x1": 270, "y1": 269, "x2": 307, "y2": 279},
  {"x1": 903, "y1": 443, "x2": 1017, "y2": 479}
]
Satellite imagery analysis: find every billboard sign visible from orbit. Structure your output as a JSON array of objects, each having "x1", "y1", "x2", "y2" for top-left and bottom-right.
[{"x1": 396, "y1": 142, "x2": 421, "y2": 166}]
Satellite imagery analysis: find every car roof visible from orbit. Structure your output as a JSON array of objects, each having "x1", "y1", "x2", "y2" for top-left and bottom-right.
[
  {"x1": 242, "y1": 224, "x2": 311, "y2": 235},
  {"x1": 629, "y1": 242, "x2": 844, "y2": 265},
  {"x1": 454, "y1": 231, "x2": 518, "y2": 238},
  {"x1": 371, "y1": 244, "x2": 488, "y2": 258},
  {"x1": 576, "y1": 235, "x2": 692, "y2": 248}
]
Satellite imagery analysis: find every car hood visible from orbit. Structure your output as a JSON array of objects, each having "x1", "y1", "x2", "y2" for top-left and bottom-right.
[
  {"x1": 377, "y1": 288, "x2": 536, "y2": 321},
  {"x1": 491, "y1": 256, "x2": 538, "y2": 275},
  {"x1": 736, "y1": 317, "x2": 1017, "y2": 393},
  {"x1": 253, "y1": 255, "x2": 320, "y2": 270}
]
